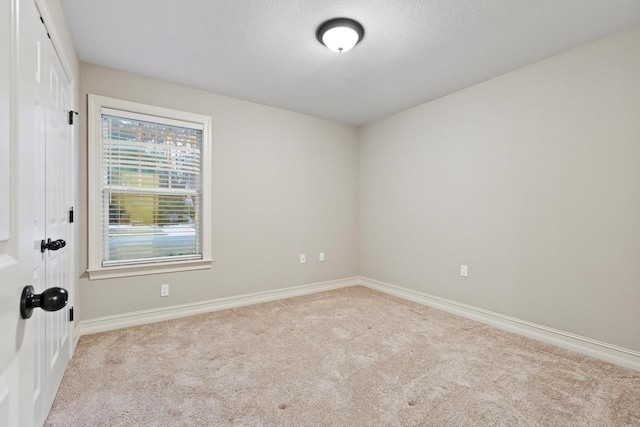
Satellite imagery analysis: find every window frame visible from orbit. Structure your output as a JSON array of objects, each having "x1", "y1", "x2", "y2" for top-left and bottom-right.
[{"x1": 87, "y1": 94, "x2": 212, "y2": 280}]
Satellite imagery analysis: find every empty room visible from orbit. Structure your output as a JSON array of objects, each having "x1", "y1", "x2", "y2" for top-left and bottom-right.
[{"x1": 1, "y1": 0, "x2": 639, "y2": 425}]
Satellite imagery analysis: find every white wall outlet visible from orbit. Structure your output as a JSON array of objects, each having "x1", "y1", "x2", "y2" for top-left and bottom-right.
[
  {"x1": 300, "y1": 254, "x2": 306, "y2": 264},
  {"x1": 160, "y1": 284, "x2": 170, "y2": 297},
  {"x1": 319, "y1": 252, "x2": 325, "y2": 262},
  {"x1": 460, "y1": 265, "x2": 468, "y2": 277}
]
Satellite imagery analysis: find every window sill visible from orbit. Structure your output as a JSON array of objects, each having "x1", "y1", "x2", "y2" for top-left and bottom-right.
[{"x1": 87, "y1": 259, "x2": 213, "y2": 280}]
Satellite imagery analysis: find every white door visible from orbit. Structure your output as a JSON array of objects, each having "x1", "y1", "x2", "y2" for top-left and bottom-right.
[
  {"x1": 0, "y1": 0, "x2": 28, "y2": 424},
  {"x1": 0, "y1": 0, "x2": 75, "y2": 425},
  {"x1": 41, "y1": 8, "x2": 74, "y2": 419}
]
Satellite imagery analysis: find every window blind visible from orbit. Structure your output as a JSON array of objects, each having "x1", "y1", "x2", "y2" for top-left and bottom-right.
[{"x1": 101, "y1": 112, "x2": 203, "y2": 266}]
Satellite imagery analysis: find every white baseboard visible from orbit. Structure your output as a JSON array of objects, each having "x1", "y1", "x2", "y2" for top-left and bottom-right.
[
  {"x1": 79, "y1": 277, "x2": 359, "y2": 337},
  {"x1": 77, "y1": 274, "x2": 640, "y2": 371},
  {"x1": 359, "y1": 276, "x2": 640, "y2": 371}
]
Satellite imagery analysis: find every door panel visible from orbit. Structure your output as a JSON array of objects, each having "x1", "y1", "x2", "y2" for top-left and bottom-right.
[
  {"x1": 21, "y1": 0, "x2": 48, "y2": 424},
  {"x1": 42, "y1": 15, "x2": 73, "y2": 416},
  {"x1": 30, "y1": 7, "x2": 48, "y2": 423},
  {"x1": 0, "y1": 0, "x2": 9, "y2": 244},
  {"x1": 0, "y1": 0, "x2": 26, "y2": 424},
  {"x1": 0, "y1": 0, "x2": 21, "y2": 374},
  {"x1": 32, "y1": 266, "x2": 45, "y2": 424},
  {"x1": 0, "y1": 358, "x2": 19, "y2": 426},
  {"x1": 2, "y1": 0, "x2": 42, "y2": 425}
]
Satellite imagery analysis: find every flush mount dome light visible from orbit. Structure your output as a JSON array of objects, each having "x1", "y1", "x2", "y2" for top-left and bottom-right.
[{"x1": 317, "y1": 18, "x2": 364, "y2": 53}]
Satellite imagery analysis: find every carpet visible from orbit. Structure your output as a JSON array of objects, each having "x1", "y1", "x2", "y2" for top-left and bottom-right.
[{"x1": 45, "y1": 286, "x2": 640, "y2": 426}]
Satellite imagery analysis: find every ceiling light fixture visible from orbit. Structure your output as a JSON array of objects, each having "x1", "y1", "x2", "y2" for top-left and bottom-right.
[{"x1": 316, "y1": 18, "x2": 364, "y2": 53}]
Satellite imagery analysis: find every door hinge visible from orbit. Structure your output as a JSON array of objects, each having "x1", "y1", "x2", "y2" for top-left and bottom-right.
[
  {"x1": 69, "y1": 307, "x2": 74, "y2": 322},
  {"x1": 68, "y1": 110, "x2": 78, "y2": 125},
  {"x1": 69, "y1": 206, "x2": 74, "y2": 223},
  {"x1": 39, "y1": 16, "x2": 51, "y2": 39}
]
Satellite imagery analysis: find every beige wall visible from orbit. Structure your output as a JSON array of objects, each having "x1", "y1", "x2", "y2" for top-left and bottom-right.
[
  {"x1": 359, "y1": 25, "x2": 640, "y2": 352},
  {"x1": 79, "y1": 26, "x2": 640, "y2": 353},
  {"x1": 78, "y1": 64, "x2": 359, "y2": 320}
]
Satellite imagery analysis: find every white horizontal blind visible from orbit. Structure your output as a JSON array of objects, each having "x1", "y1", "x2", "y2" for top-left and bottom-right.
[{"x1": 101, "y1": 112, "x2": 203, "y2": 266}]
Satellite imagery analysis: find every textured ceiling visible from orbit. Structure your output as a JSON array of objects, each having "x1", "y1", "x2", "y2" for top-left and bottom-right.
[{"x1": 60, "y1": 0, "x2": 640, "y2": 125}]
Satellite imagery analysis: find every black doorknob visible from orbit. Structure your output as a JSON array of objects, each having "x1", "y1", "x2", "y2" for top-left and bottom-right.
[
  {"x1": 20, "y1": 285, "x2": 68, "y2": 319},
  {"x1": 41, "y1": 238, "x2": 66, "y2": 253}
]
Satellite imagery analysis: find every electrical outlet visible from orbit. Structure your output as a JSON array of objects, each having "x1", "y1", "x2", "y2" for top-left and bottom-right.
[
  {"x1": 460, "y1": 265, "x2": 468, "y2": 277},
  {"x1": 319, "y1": 252, "x2": 325, "y2": 262},
  {"x1": 161, "y1": 284, "x2": 170, "y2": 297},
  {"x1": 300, "y1": 254, "x2": 306, "y2": 264}
]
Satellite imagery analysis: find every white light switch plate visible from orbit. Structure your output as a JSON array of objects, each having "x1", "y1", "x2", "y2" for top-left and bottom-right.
[
  {"x1": 300, "y1": 254, "x2": 306, "y2": 264},
  {"x1": 319, "y1": 252, "x2": 325, "y2": 262}
]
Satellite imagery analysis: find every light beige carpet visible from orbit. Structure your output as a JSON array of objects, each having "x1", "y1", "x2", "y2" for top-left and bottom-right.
[{"x1": 46, "y1": 286, "x2": 640, "y2": 426}]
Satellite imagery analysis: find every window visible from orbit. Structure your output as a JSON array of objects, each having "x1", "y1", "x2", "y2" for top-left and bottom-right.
[{"x1": 88, "y1": 95, "x2": 212, "y2": 279}]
